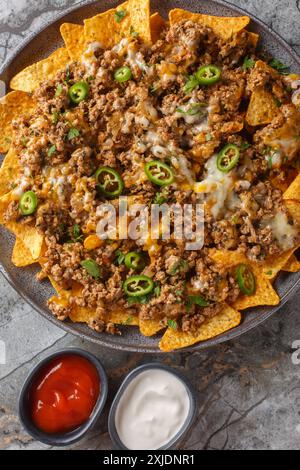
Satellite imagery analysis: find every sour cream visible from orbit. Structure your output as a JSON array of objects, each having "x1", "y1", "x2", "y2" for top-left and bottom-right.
[{"x1": 114, "y1": 368, "x2": 191, "y2": 450}]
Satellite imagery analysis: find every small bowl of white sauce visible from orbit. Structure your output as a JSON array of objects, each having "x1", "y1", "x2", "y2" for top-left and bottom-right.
[{"x1": 108, "y1": 363, "x2": 197, "y2": 450}]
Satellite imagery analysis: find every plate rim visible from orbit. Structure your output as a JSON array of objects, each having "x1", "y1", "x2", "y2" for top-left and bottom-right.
[{"x1": 1, "y1": 0, "x2": 300, "y2": 353}]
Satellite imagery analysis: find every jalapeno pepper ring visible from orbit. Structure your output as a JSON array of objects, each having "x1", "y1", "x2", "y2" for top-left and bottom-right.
[
  {"x1": 123, "y1": 275, "x2": 154, "y2": 297},
  {"x1": 217, "y1": 144, "x2": 240, "y2": 173},
  {"x1": 68, "y1": 81, "x2": 89, "y2": 104},
  {"x1": 236, "y1": 264, "x2": 256, "y2": 296},
  {"x1": 125, "y1": 252, "x2": 146, "y2": 271},
  {"x1": 196, "y1": 65, "x2": 221, "y2": 86},
  {"x1": 144, "y1": 161, "x2": 174, "y2": 186},
  {"x1": 19, "y1": 191, "x2": 38, "y2": 216},
  {"x1": 114, "y1": 66, "x2": 132, "y2": 83},
  {"x1": 95, "y1": 166, "x2": 124, "y2": 198}
]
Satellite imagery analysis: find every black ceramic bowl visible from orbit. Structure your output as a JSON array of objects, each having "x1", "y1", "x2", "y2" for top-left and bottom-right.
[
  {"x1": 108, "y1": 363, "x2": 197, "y2": 450},
  {"x1": 18, "y1": 348, "x2": 108, "y2": 447}
]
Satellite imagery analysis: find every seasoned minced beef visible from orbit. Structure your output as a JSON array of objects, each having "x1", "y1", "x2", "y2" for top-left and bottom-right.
[{"x1": 7, "y1": 18, "x2": 300, "y2": 334}]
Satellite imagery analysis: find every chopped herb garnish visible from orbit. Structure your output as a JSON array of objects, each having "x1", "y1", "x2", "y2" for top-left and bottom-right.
[
  {"x1": 126, "y1": 294, "x2": 152, "y2": 305},
  {"x1": 240, "y1": 141, "x2": 251, "y2": 151},
  {"x1": 52, "y1": 111, "x2": 60, "y2": 124},
  {"x1": 167, "y1": 319, "x2": 178, "y2": 330},
  {"x1": 242, "y1": 56, "x2": 256, "y2": 70},
  {"x1": 269, "y1": 58, "x2": 290, "y2": 75},
  {"x1": 65, "y1": 65, "x2": 71, "y2": 83},
  {"x1": 274, "y1": 97, "x2": 282, "y2": 108},
  {"x1": 73, "y1": 224, "x2": 83, "y2": 242},
  {"x1": 177, "y1": 103, "x2": 207, "y2": 116},
  {"x1": 55, "y1": 84, "x2": 63, "y2": 97},
  {"x1": 47, "y1": 144, "x2": 56, "y2": 157},
  {"x1": 130, "y1": 26, "x2": 139, "y2": 37},
  {"x1": 122, "y1": 316, "x2": 133, "y2": 325},
  {"x1": 183, "y1": 74, "x2": 199, "y2": 94},
  {"x1": 80, "y1": 259, "x2": 100, "y2": 279},
  {"x1": 68, "y1": 127, "x2": 80, "y2": 140},
  {"x1": 268, "y1": 155, "x2": 273, "y2": 169},
  {"x1": 168, "y1": 259, "x2": 189, "y2": 276},
  {"x1": 154, "y1": 285, "x2": 161, "y2": 297},
  {"x1": 114, "y1": 9, "x2": 127, "y2": 23},
  {"x1": 153, "y1": 188, "x2": 168, "y2": 205},
  {"x1": 22, "y1": 137, "x2": 27, "y2": 147},
  {"x1": 186, "y1": 295, "x2": 209, "y2": 312},
  {"x1": 115, "y1": 249, "x2": 125, "y2": 266},
  {"x1": 205, "y1": 133, "x2": 212, "y2": 142},
  {"x1": 266, "y1": 270, "x2": 273, "y2": 276}
]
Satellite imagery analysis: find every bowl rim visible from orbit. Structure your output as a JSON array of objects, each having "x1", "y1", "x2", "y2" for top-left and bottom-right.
[
  {"x1": 1, "y1": 0, "x2": 300, "y2": 354},
  {"x1": 18, "y1": 347, "x2": 108, "y2": 446},
  {"x1": 108, "y1": 362, "x2": 198, "y2": 450}
]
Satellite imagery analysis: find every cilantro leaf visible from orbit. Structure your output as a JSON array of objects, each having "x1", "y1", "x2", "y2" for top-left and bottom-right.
[
  {"x1": 168, "y1": 259, "x2": 189, "y2": 276},
  {"x1": 115, "y1": 249, "x2": 125, "y2": 266},
  {"x1": 47, "y1": 144, "x2": 56, "y2": 157},
  {"x1": 130, "y1": 26, "x2": 139, "y2": 37},
  {"x1": 167, "y1": 319, "x2": 178, "y2": 330},
  {"x1": 114, "y1": 9, "x2": 127, "y2": 23},
  {"x1": 269, "y1": 58, "x2": 290, "y2": 75},
  {"x1": 242, "y1": 56, "x2": 256, "y2": 70},
  {"x1": 55, "y1": 84, "x2": 63, "y2": 97},
  {"x1": 186, "y1": 295, "x2": 209, "y2": 312},
  {"x1": 183, "y1": 75, "x2": 199, "y2": 94},
  {"x1": 68, "y1": 127, "x2": 80, "y2": 140}
]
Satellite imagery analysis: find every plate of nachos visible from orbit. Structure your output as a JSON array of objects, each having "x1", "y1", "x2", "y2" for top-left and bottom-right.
[{"x1": 0, "y1": 0, "x2": 300, "y2": 352}]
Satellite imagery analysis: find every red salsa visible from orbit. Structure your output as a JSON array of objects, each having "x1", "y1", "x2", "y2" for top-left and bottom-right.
[{"x1": 29, "y1": 354, "x2": 100, "y2": 434}]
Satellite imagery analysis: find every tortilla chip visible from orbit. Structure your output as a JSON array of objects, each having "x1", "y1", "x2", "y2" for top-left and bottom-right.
[
  {"x1": 246, "y1": 86, "x2": 279, "y2": 126},
  {"x1": 84, "y1": 2, "x2": 131, "y2": 49},
  {"x1": 0, "y1": 91, "x2": 36, "y2": 153},
  {"x1": 159, "y1": 304, "x2": 241, "y2": 352},
  {"x1": 12, "y1": 238, "x2": 36, "y2": 267},
  {"x1": 262, "y1": 248, "x2": 298, "y2": 280},
  {"x1": 283, "y1": 254, "x2": 300, "y2": 273},
  {"x1": 209, "y1": 250, "x2": 280, "y2": 309},
  {"x1": 139, "y1": 319, "x2": 164, "y2": 336},
  {"x1": 285, "y1": 199, "x2": 300, "y2": 227},
  {"x1": 261, "y1": 107, "x2": 300, "y2": 159},
  {"x1": 284, "y1": 173, "x2": 300, "y2": 201},
  {"x1": 169, "y1": 9, "x2": 250, "y2": 40},
  {"x1": 150, "y1": 13, "x2": 167, "y2": 43},
  {"x1": 247, "y1": 31, "x2": 259, "y2": 48},
  {"x1": 60, "y1": 23, "x2": 86, "y2": 62},
  {"x1": 129, "y1": 0, "x2": 151, "y2": 44},
  {"x1": 69, "y1": 305, "x2": 95, "y2": 323},
  {"x1": 110, "y1": 310, "x2": 139, "y2": 326},
  {"x1": 10, "y1": 48, "x2": 70, "y2": 93},
  {"x1": 0, "y1": 148, "x2": 20, "y2": 196},
  {"x1": 233, "y1": 264, "x2": 280, "y2": 310},
  {"x1": 0, "y1": 192, "x2": 43, "y2": 259}
]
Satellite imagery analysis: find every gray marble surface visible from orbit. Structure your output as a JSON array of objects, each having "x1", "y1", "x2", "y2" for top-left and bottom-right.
[{"x1": 0, "y1": 0, "x2": 300, "y2": 451}]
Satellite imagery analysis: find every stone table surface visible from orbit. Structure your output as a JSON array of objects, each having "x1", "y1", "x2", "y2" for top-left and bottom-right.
[{"x1": 1, "y1": 0, "x2": 300, "y2": 451}]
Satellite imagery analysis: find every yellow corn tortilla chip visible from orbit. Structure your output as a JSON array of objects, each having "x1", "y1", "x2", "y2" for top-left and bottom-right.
[
  {"x1": 283, "y1": 254, "x2": 300, "y2": 273},
  {"x1": 60, "y1": 23, "x2": 86, "y2": 62},
  {"x1": 0, "y1": 192, "x2": 43, "y2": 259},
  {"x1": 12, "y1": 238, "x2": 36, "y2": 267},
  {"x1": 209, "y1": 250, "x2": 280, "y2": 309},
  {"x1": 139, "y1": 318, "x2": 164, "y2": 337},
  {"x1": 69, "y1": 305, "x2": 95, "y2": 323},
  {"x1": 84, "y1": 2, "x2": 131, "y2": 50},
  {"x1": 150, "y1": 13, "x2": 167, "y2": 43},
  {"x1": 284, "y1": 173, "x2": 300, "y2": 201},
  {"x1": 0, "y1": 148, "x2": 20, "y2": 196},
  {"x1": 262, "y1": 248, "x2": 299, "y2": 280},
  {"x1": 247, "y1": 31, "x2": 259, "y2": 48},
  {"x1": 285, "y1": 199, "x2": 300, "y2": 226},
  {"x1": 0, "y1": 91, "x2": 36, "y2": 153},
  {"x1": 261, "y1": 107, "x2": 300, "y2": 159},
  {"x1": 129, "y1": 0, "x2": 151, "y2": 44},
  {"x1": 169, "y1": 9, "x2": 250, "y2": 40},
  {"x1": 10, "y1": 48, "x2": 70, "y2": 93},
  {"x1": 246, "y1": 86, "x2": 279, "y2": 126},
  {"x1": 159, "y1": 304, "x2": 241, "y2": 352}
]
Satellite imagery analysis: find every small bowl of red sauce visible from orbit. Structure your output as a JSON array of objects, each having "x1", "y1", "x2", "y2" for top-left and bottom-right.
[{"x1": 19, "y1": 348, "x2": 108, "y2": 446}]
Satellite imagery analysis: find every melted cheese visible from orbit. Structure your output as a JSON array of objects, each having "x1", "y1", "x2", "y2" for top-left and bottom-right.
[
  {"x1": 269, "y1": 212, "x2": 298, "y2": 251},
  {"x1": 194, "y1": 154, "x2": 234, "y2": 219}
]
